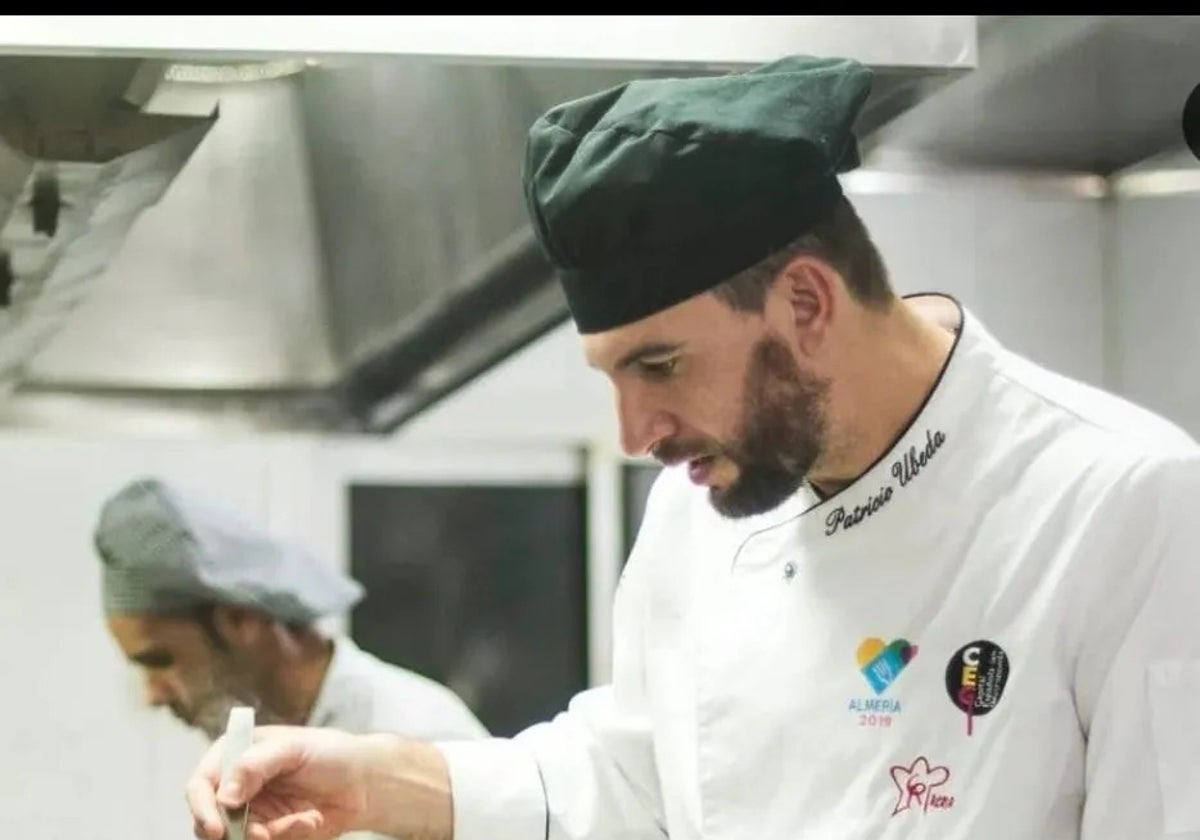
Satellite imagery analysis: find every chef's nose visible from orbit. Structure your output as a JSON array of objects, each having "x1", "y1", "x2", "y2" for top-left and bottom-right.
[
  {"x1": 616, "y1": 384, "x2": 676, "y2": 458},
  {"x1": 142, "y1": 671, "x2": 175, "y2": 707}
]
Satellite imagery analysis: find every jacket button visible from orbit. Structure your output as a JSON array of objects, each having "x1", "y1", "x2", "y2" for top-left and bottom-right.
[{"x1": 783, "y1": 562, "x2": 797, "y2": 581}]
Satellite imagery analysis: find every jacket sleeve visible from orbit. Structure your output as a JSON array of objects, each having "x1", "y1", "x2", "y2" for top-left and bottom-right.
[
  {"x1": 1075, "y1": 453, "x2": 1200, "y2": 840},
  {"x1": 436, "y1": 478, "x2": 669, "y2": 840}
]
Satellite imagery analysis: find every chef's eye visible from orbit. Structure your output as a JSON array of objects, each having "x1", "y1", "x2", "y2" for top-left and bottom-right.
[
  {"x1": 639, "y1": 358, "x2": 678, "y2": 379},
  {"x1": 134, "y1": 650, "x2": 174, "y2": 670}
]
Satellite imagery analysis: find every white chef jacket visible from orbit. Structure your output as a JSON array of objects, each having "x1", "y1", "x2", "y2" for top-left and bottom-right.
[
  {"x1": 307, "y1": 635, "x2": 489, "y2": 840},
  {"x1": 307, "y1": 635, "x2": 488, "y2": 740},
  {"x1": 438, "y1": 294, "x2": 1200, "y2": 840}
]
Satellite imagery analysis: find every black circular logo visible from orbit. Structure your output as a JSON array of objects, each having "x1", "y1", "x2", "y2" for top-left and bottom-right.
[
  {"x1": 944, "y1": 640, "x2": 1010, "y2": 735},
  {"x1": 1185, "y1": 82, "x2": 1200, "y2": 162}
]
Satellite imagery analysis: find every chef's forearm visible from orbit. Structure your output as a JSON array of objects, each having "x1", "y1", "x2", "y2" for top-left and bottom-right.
[
  {"x1": 358, "y1": 735, "x2": 549, "y2": 840},
  {"x1": 359, "y1": 734, "x2": 454, "y2": 840}
]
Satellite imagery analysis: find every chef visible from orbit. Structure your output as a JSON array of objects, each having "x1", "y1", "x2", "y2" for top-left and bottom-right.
[
  {"x1": 94, "y1": 477, "x2": 489, "y2": 836},
  {"x1": 183, "y1": 54, "x2": 1200, "y2": 840}
]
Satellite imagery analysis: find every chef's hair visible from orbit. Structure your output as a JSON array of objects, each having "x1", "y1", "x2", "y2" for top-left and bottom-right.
[
  {"x1": 191, "y1": 603, "x2": 312, "y2": 649},
  {"x1": 711, "y1": 194, "x2": 893, "y2": 314}
]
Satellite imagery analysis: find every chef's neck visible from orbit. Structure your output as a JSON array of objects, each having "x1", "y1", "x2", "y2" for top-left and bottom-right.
[
  {"x1": 805, "y1": 295, "x2": 958, "y2": 498},
  {"x1": 258, "y1": 626, "x2": 335, "y2": 726}
]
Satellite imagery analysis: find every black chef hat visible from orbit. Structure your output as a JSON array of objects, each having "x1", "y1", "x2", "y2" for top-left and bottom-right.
[{"x1": 522, "y1": 54, "x2": 874, "y2": 334}]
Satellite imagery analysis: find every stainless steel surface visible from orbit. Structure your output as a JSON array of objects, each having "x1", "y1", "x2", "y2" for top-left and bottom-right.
[
  {"x1": 28, "y1": 75, "x2": 337, "y2": 391},
  {"x1": 0, "y1": 16, "x2": 979, "y2": 68},
  {"x1": 0, "y1": 56, "x2": 215, "y2": 398},
  {"x1": 0, "y1": 18, "x2": 976, "y2": 434},
  {"x1": 869, "y1": 16, "x2": 1200, "y2": 174}
]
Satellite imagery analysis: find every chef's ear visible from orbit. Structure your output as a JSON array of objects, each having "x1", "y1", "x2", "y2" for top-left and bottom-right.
[
  {"x1": 779, "y1": 254, "x2": 838, "y2": 357},
  {"x1": 209, "y1": 603, "x2": 268, "y2": 648}
]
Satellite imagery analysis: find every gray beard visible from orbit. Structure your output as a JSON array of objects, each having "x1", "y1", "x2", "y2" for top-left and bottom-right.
[{"x1": 179, "y1": 681, "x2": 286, "y2": 741}]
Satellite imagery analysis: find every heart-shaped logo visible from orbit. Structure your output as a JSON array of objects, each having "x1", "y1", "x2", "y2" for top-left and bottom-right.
[{"x1": 858, "y1": 637, "x2": 918, "y2": 694}]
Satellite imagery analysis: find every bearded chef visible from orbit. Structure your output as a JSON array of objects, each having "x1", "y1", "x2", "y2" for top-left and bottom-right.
[{"x1": 183, "y1": 54, "x2": 1200, "y2": 840}]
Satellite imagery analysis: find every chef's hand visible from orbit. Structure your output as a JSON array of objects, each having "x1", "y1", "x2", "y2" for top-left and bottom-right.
[{"x1": 186, "y1": 725, "x2": 453, "y2": 840}]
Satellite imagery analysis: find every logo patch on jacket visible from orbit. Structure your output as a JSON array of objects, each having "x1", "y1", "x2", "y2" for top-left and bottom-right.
[
  {"x1": 890, "y1": 756, "x2": 955, "y2": 816},
  {"x1": 945, "y1": 639, "x2": 1010, "y2": 736},
  {"x1": 848, "y1": 637, "x2": 917, "y2": 728},
  {"x1": 859, "y1": 637, "x2": 918, "y2": 693}
]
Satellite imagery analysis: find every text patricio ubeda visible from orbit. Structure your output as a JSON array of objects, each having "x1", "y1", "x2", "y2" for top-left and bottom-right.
[{"x1": 824, "y1": 429, "x2": 947, "y2": 536}]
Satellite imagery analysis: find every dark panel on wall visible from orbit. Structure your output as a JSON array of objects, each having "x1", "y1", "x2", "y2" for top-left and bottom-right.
[
  {"x1": 348, "y1": 483, "x2": 588, "y2": 737},
  {"x1": 621, "y1": 462, "x2": 662, "y2": 564}
]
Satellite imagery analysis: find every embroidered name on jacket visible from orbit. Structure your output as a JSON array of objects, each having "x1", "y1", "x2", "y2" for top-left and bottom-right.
[{"x1": 824, "y1": 429, "x2": 947, "y2": 536}]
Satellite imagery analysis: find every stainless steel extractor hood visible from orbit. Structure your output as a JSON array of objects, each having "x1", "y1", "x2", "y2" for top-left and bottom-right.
[
  {"x1": 0, "y1": 17, "x2": 978, "y2": 435},
  {"x1": 867, "y1": 15, "x2": 1200, "y2": 174},
  {"x1": 0, "y1": 56, "x2": 215, "y2": 407}
]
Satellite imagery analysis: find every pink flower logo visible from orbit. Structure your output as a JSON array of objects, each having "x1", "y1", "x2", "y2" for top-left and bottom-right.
[{"x1": 890, "y1": 756, "x2": 954, "y2": 816}]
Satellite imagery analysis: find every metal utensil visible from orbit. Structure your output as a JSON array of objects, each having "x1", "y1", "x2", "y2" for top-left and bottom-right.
[{"x1": 219, "y1": 707, "x2": 256, "y2": 840}]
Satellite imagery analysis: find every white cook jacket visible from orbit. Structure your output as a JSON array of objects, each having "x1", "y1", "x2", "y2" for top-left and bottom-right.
[
  {"x1": 307, "y1": 635, "x2": 488, "y2": 740},
  {"x1": 438, "y1": 295, "x2": 1200, "y2": 839},
  {"x1": 306, "y1": 635, "x2": 489, "y2": 840}
]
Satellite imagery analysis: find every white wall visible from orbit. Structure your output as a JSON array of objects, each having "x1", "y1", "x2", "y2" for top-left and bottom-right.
[
  {"x1": 850, "y1": 171, "x2": 1106, "y2": 387},
  {"x1": 399, "y1": 170, "x2": 1108, "y2": 447},
  {"x1": 1106, "y1": 148, "x2": 1200, "y2": 437}
]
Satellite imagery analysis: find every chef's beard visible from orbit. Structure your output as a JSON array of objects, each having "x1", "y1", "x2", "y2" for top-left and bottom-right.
[
  {"x1": 171, "y1": 662, "x2": 285, "y2": 742},
  {"x1": 653, "y1": 335, "x2": 830, "y2": 519}
]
